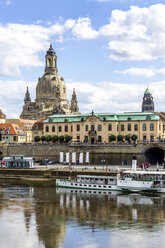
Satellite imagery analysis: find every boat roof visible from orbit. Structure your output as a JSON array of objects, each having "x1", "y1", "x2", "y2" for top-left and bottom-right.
[
  {"x1": 77, "y1": 175, "x2": 115, "y2": 178},
  {"x1": 123, "y1": 170, "x2": 165, "y2": 175}
]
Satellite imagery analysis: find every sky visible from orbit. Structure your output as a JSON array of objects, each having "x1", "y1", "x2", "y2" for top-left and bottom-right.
[{"x1": 1, "y1": 0, "x2": 165, "y2": 117}]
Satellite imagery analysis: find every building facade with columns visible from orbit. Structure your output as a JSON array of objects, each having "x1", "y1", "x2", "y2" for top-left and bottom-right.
[{"x1": 42, "y1": 112, "x2": 164, "y2": 143}]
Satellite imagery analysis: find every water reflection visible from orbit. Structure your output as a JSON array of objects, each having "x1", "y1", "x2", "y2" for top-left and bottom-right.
[{"x1": 0, "y1": 181, "x2": 164, "y2": 248}]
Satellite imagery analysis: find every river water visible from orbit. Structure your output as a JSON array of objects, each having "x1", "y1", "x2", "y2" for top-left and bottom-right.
[{"x1": 0, "y1": 180, "x2": 164, "y2": 248}]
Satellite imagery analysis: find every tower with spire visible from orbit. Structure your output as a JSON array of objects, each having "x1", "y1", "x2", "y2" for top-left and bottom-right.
[
  {"x1": 70, "y1": 88, "x2": 79, "y2": 114},
  {"x1": 24, "y1": 87, "x2": 31, "y2": 104},
  {"x1": 142, "y1": 86, "x2": 154, "y2": 112}
]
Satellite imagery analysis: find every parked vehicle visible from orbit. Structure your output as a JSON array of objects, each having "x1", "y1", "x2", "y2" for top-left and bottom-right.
[{"x1": 139, "y1": 162, "x2": 150, "y2": 168}]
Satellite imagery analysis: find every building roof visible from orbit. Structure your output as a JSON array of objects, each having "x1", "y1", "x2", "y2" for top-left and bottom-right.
[
  {"x1": 144, "y1": 87, "x2": 151, "y2": 95},
  {"x1": 0, "y1": 123, "x2": 26, "y2": 135},
  {"x1": 32, "y1": 120, "x2": 44, "y2": 131},
  {"x1": 44, "y1": 112, "x2": 160, "y2": 123}
]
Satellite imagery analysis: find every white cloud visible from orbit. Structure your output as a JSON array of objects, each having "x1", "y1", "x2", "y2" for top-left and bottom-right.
[
  {"x1": 0, "y1": 17, "x2": 98, "y2": 76},
  {"x1": 6, "y1": 0, "x2": 12, "y2": 6},
  {"x1": 99, "y1": 4, "x2": 165, "y2": 61},
  {"x1": 72, "y1": 17, "x2": 98, "y2": 39},
  {"x1": 1, "y1": 79, "x2": 165, "y2": 118},
  {"x1": 116, "y1": 67, "x2": 165, "y2": 77},
  {"x1": 66, "y1": 79, "x2": 165, "y2": 114}
]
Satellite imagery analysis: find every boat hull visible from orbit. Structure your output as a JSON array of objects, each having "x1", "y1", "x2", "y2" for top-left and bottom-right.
[{"x1": 56, "y1": 179, "x2": 121, "y2": 191}]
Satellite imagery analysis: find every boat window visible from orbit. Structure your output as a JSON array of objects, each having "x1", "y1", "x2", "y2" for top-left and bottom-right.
[
  {"x1": 84, "y1": 184, "x2": 87, "y2": 186},
  {"x1": 99, "y1": 185, "x2": 101, "y2": 187},
  {"x1": 71, "y1": 183, "x2": 73, "y2": 185},
  {"x1": 108, "y1": 186, "x2": 111, "y2": 188},
  {"x1": 103, "y1": 186, "x2": 106, "y2": 188},
  {"x1": 79, "y1": 184, "x2": 82, "y2": 186},
  {"x1": 89, "y1": 185, "x2": 91, "y2": 187},
  {"x1": 75, "y1": 184, "x2": 77, "y2": 186},
  {"x1": 99, "y1": 192, "x2": 101, "y2": 194},
  {"x1": 94, "y1": 185, "x2": 96, "y2": 187}
]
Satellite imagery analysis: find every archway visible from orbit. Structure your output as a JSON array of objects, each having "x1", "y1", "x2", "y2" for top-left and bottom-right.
[{"x1": 144, "y1": 147, "x2": 164, "y2": 165}]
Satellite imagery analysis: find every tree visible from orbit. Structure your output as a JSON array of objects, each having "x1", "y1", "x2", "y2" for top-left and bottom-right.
[
  {"x1": 117, "y1": 134, "x2": 124, "y2": 142},
  {"x1": 52, "y1": 135, "x2": 58, "y2": 143},
  {"x1": 109, "y1": 134, "x2": 116, "y2": 142},
  {"x1": 41, "y1": 136, "x2": 46, "y2": 142},
  {"x1": 34, "y1": 136, "x2": 40, "y2": 142},
  {"x1": 132, "y1": 134, "x2": 138, "y2": 141},
  {"x1": 65, "y1": 135, "x2": 72, "y2": 143},
  {"x1": 58, "y1": 135, "x2": 65, "y2": 143},
  {"x1": 46, "y1": 135, "x2": 53, "y2": 142},
  {"x1": 125, "y1": 134, "x2": 131, "y2": 141}
]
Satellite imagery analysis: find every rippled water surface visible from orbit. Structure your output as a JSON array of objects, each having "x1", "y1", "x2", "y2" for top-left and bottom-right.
[{"x1": 0, "y1": 180, "x2": 164, "y2": 248}]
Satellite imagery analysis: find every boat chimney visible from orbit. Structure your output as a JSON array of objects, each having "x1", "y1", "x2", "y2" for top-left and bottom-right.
[{"x1": 132, "y1": 156, "x2": 137, "y2": 171}]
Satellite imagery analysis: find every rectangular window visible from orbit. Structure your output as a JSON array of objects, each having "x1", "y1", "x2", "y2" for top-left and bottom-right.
[
  {"x1": 77, "y1": 135, "x2": 80, "y2": 141},
  {"x1": 98, "y1": 124, "x2": 102, "y2": 131},
  {"x1": 121, "y1": 124, "x2": 124, "y2": 131},
  {"x1": 71, "y1": 126, "x2": 73, "y2": 132},
  {"x1": 85, "y1": 125, "x2": 88, "y2": 131},
  {"x1": 58, "y1": 126, "x2": 62, "y2": 132},
  {"x1": 108, "y1": 124, "x2": 112, "y2": 131},
  {"x1": 128, "y1": 124, "x2": 131, "y2": 131},
  {"x1": 76, "y1": 124, "x2": 80, "y2": 131},
  {"x1": 98, "y1": 136, "x2": 102, "y2": 142},
  {"x1": 91, "y1": 125, "x2": 95, "y2": 131},
  {"x1": 84, "y1": 136, "x2": 88, "y2": 143}
]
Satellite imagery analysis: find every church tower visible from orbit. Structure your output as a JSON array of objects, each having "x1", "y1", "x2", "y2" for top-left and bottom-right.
[
  {"x1": 24, "y1": 87, "x2": 31, "y2": 104},
  {"x1": 45, "y1": 41, "x2": 58, "y2": 74},
  {"x1": 142, "y1": 87, "x2": 154, "y2": 112},
  {"x1": 35, "y1": 42, "x2": 70, "y2": 114},
  {"x1": 70, "y1": 88, "x2": 79, "y2": 114}
]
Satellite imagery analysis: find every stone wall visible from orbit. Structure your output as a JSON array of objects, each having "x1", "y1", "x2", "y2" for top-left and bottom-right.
[{"x1": 0, "y1": 143, "x2": 160, "y2": 165}]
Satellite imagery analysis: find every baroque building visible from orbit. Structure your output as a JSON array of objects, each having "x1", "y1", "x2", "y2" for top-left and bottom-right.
[
  {"x1": 20, "y1": 42, "x2": 79, "y2": 120},
  {"x1": 42, "y1": 112, "x2": 164, "y2": 143},
  {"x1": 142, "y1": 87, "x2": 154, "y2": 112}
]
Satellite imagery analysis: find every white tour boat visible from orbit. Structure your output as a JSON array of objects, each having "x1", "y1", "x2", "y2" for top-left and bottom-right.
[
  {"x1": 116, "y1": 173, "x2": 154, "y2": 192},
  {"x1": 56, "y1": 175, "x2": 121, "y2": 192}
]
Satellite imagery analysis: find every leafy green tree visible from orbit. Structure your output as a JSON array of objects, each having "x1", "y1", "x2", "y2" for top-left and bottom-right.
[
  {"x1": 109, "y1": 134, "x2": 116, "y2": 142},
  {"x1": 65, "y1": 135, "x2": 72, "y2": 143},
  {"x1": 58, "y1": 135, "x2": 65, "y2": 143},
  {"x1": 132, "y1": 134, "x2": 138, "y2": 141},
  {"x1": 46, "y1": 135, "x2": 53, "y2": 142},
  {"x1": 34, "y1": 136, "x2": 40, "y2": 142},
  {"x1": 125, "y1": 134, "x2": 131, "y2": 141},
  {"x1": 117, "y1": 134, "x2": 124, "y2": 142},
  {"x1": 41, "y1": 136, "x2": 46, "y2": 142},
  {"x1": 52, "y1": 135, "x2": 59, "y2": 143}
]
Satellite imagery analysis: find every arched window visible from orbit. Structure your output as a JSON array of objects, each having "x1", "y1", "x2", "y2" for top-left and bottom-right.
[
  {"x1": 121, "y1": 124, "x2": 124, "y2": 131},
  {"x1": 52, "y1": 126, "x2": 55, "y2": 132},
  {"x1": 127, "y1": 124, "x2": 131, "y2": 131},
  {"x1": 46, "y1": 126, "x2": 49, "y2": 132},
  {"x1": 150, "y1": 123, "x2": 154, "y2": 131},
  {"x1": 65, "y1": 125, "x2": 68, "y2": 132},
  {"x1": 134, "y1": 124, "x2": 138, "y2": 131},
  {"x1": 143, "y1": 124, "x2": 147, "y2": 131},
  {"x1": 58, "y1": 126, "x2": 62, "y2": 132}
]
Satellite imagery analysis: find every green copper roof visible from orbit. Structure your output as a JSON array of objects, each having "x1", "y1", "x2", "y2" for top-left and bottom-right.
[
  {"x1": 144, "y1": 87, "x2": 151, "y2": 95},
  {"x1": 44, "y1": 112, "x2": 160, "y2": 123}
]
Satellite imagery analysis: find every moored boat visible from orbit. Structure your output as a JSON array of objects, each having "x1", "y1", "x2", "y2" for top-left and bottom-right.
[{"x1": 56, "y1": 174, "x2": 121, "y2": 191}]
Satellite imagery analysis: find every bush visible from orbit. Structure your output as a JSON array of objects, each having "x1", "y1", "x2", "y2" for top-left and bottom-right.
[
  {"x1": 109, "y1": 134, "x2": 116, "y2": 142},
  {"x1": 125, "y1": 134, "x2": 131, "y2": 141},
  {"x1": 41, "y1": 136, "x2": 46, "y2": 142},
  {"x1": 59, "y1": 135, "x2": 65, "y2": 143},
  {"x1": 46, "y1": 135, "x2": 53, "y2": 142},
  {"x1": 52, "y1": 135, "x2": 58, "y2": 142},
  {"x1": 34, "y1": 136, "x2": 40, "y2": 142},
  {"x1": 117, "y1": 134, "x2": 124, "y2": 142},
  {"x1": 65, "y1": 135, "x2": 72, "y2": 143},
  {"x1": 132, "y1": 134, "x2": 138, "y2": 141}
]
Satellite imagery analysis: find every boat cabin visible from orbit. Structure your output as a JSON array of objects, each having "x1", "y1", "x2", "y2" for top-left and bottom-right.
[{"x1": 77, "y1": 175, "x2": 116, "y2": 185}]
